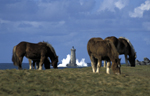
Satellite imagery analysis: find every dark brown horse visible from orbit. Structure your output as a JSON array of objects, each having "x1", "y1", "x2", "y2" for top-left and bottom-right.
[
  {"x1": 104, "y1": 36, "x2": 136, "y2": 67},
  {"x1": 87, "y1": 38, "x2": 121, "y2": 74},
  {"x1": 12, "y1": 41, "x2": 58, "y2": 70}
]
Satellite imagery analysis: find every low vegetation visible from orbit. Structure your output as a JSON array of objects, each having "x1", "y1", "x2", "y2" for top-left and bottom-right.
[{"x1": 0, "y1": 65, "x2": 150, "y2": 96}]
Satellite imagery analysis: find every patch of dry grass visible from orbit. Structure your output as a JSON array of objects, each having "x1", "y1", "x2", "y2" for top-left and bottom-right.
[{"x1": 0, "y1": 65, "x2": 150, "y2": 96}]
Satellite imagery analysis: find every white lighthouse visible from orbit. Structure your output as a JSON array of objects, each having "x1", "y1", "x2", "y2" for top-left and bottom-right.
[{"x1": 67, "y1": 46, "x2": 77, "y2": 67}]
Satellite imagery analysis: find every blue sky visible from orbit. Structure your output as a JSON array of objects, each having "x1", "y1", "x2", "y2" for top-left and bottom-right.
[{"x1": 0, "y1": 0, "x2": 150, "y2": 63}]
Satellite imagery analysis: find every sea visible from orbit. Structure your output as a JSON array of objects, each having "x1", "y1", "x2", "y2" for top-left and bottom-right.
[
  {"x1": 0, "y1": 63, "x2": 92, "y2": 70},
  {"x1": 0, "y1": 63, "x2": 125, "y2": 70}
]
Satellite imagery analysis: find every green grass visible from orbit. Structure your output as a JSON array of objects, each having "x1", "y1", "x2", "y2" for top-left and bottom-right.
[{"x1": 0, "y1": 65, "x2": 150, "y2": 96}]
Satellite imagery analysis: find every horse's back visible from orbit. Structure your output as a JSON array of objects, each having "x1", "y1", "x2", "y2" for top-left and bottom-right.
[
  {"x1": 95, "y1": 40, "x2": 117, "y2": 57},
  {"x1": 16, "y1": 41, "x2": 47, "y2": 58},
  {"x1": 88, "y1": 37, "x2": 103, "y2": 43},
  {"x1": 87, "y1": 39, "x2": 116, "y2": 59},
  {"x1": 105, "y1": 36, "x2": 118, "y2": 47}
]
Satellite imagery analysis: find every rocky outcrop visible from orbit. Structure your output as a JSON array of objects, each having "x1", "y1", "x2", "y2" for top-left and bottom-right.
[{"x1": 135, "y1": 57, "x2": 150, "y2": 65}]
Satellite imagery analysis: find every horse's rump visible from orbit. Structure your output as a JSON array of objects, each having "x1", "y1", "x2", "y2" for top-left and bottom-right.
[{"x1": 87, "y1": 37, "x2": 103, "y2": 56}]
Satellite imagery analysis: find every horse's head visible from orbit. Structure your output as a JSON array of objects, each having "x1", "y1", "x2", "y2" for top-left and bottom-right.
[
  {"x1": 128, "y1": 56, "x2": 136, "y2": 67},
  {"x1": 52, "y1": 56, "x2": 59, "y2": 69},
  {"x1": 112, "y1": 58, "x2": 121, "y2": 75},
  {"x1": 128, "y1": 52, "x2": 136, "y2": 67}
]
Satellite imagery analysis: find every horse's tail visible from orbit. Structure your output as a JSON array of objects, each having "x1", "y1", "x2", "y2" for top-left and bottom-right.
[{"x1": 12, "y1": 46, "x2": 19, "y2": 66}]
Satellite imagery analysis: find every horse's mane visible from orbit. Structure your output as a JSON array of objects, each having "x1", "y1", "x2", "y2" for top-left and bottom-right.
[
  {"x1": 119, "y1": 37, "x2": 136, "y2": 57},
  {"x1": 40, "y1": 41, "x2": 57, "y2": 58}
]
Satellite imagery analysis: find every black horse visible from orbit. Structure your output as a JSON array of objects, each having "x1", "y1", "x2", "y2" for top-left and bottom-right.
[{"x1": 104, "y1": 36, "x2": 136, "y2": 67}]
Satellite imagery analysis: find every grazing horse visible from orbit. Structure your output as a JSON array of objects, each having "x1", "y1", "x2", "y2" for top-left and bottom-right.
[
  {"x1": 12, "y1": 41, "x2": 58, "y2": 70},
  {"x1": 87, "y1": 38, "x2": 121, "y2": 74},
  {"x1": 104, "y1": 36, "x2": 136, "y2": 67},
  {"x1": 28, "y1": 58, "x2": 50, "y2": 69}
]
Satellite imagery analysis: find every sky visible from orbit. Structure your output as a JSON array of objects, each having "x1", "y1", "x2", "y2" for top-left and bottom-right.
[{"x1": 0, "y1": 0, "x2": 150, "y2": 63}]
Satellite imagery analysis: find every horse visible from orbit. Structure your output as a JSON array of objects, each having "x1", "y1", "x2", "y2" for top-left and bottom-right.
[
  {"x1": 12, "y1": 41, "x2": 58, "y2": 70},
  {"x1": 104, "y1": 36, "x2": 136, "y2": 67},
  {"x1": 87, "y1": 38, "x2": 121, "y2": 74},
  {"x1": 28, "y1": 57, "x2": 51, "y2": 69}
]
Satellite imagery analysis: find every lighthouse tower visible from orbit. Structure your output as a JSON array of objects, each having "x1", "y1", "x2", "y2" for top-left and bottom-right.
[{"x1": 67, "y1": 46, "x2": 77, "y2": 67}]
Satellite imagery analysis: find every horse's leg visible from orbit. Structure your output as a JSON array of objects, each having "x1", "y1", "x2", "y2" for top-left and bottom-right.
[
  {"x1": 96, "y1": 59, "x2": 102, "y2": 73},
  {"x1": 32, "y1": 61, "x2": 36, "y2": 69},
  {"x1": 90, "y1": 56, "x2": 96, "y2": 73},
  {"x1": 36, "y1": 61, "x2": 39, "y2": 69},
  {"x1": 44, "y1": 59, "x2": 50, "y2": 69},
  {"x1": 106, "y1": 61, "x2": 111, "y2": 74},
  {"x1": 28, "y1": 59, "x2": 32, "y2": 69},
  {"x1": 125, "y1": 54, "x2": 129, "y2": 66},
  {"x1": 38, "y1": 56, "x2": 45, "y2": 70},
  {"x1": 104, "y1": 60, "x2": 107, "y2": 68},
  {"x1": 18, "y1": 57, "x2": 23, "y2": 70},
  {"x1": 44, "y1": 63, "x2": 50, "y2": 69}
]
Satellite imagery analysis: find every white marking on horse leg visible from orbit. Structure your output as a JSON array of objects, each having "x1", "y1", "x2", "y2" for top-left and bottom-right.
[
  {"x1": 104, "y1": 60, "x2": 107, "y2": 68},
  {"x1": 38, "y1": 57, "x2": 45, "y2": 70},
  {"x1": 28, "y1": 59, "x2": 32, "y2": 69},
  {"x1": 106, "y1": 62, "x2": 111, "y2": 74},
  {"x1": 36, "y1": 65, "x2": 38, "y2": 69},
  {"x1": 38, "y1": 62, "x2": 43, "y2": 70},
  {"x1": 38, "y1": 66, "x2": 42, "y2": 70},
  {"x1": 96, "y1": 60, "x2": 101, "y2": 73},
  {"x1": 29, "y1": 65, "x2": 32, "y2": 69},
  {"x1": 36, "y1": 62, "x2": 39, "y2": 69},
  {"x1": 91, "y1": 61, "x2": 96, "y2": 73}
]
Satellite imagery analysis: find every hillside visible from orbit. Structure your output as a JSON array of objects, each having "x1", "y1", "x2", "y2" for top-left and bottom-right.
[{"x1": 0, "y1": 65, "x2": 150, "y2": 96}]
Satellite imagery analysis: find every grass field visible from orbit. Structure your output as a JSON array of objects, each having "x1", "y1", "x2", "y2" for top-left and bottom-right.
[{"x1": 0, "y1": 65, "x2": 150, "y2": 96}]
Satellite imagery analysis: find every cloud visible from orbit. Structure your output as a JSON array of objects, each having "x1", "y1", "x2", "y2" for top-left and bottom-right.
[
  {"x1": 97, "y1": 0, "x2": 128, "y2": 12},
  {"x1": 115, "y1": 0, "x2": 128, "y2": 10},
  {"x1": 18, "y1": 23, "x2": 33, "y2": 28},
  {"x1": 129, "y1": 0, "x2": 150, "y2": 18},
  {"x1": 0, "y1": 0, "x2": 95, "y2": 22},
  {"x1": 97, "y1": 0, "x2": 116, "y2": 12}
]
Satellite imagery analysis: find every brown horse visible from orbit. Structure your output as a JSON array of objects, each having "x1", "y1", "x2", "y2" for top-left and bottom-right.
[
  {"x1": 104, "y1": 36, "x2": 136, "y2": 67},
  {"x1": 87, "y1": 38, "x2": 121, "y2": 74},
  {"x1": 12, "y1": 41, "x2": 58, "y2": 70},
  {"x1": 28, "y1": 58, "x2": 50, "y2": 69}
]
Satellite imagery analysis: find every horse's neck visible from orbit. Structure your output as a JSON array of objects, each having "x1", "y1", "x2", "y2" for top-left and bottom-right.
[
  {"x1": 119, "y1": 37, "x2": 136, "y2": 57},
  {"x1": 44, "y1": 42, "x2": 57, "y2": 61},
  {"x1": 49, "y1": 53, "x2": 57, "y2": 61}
]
